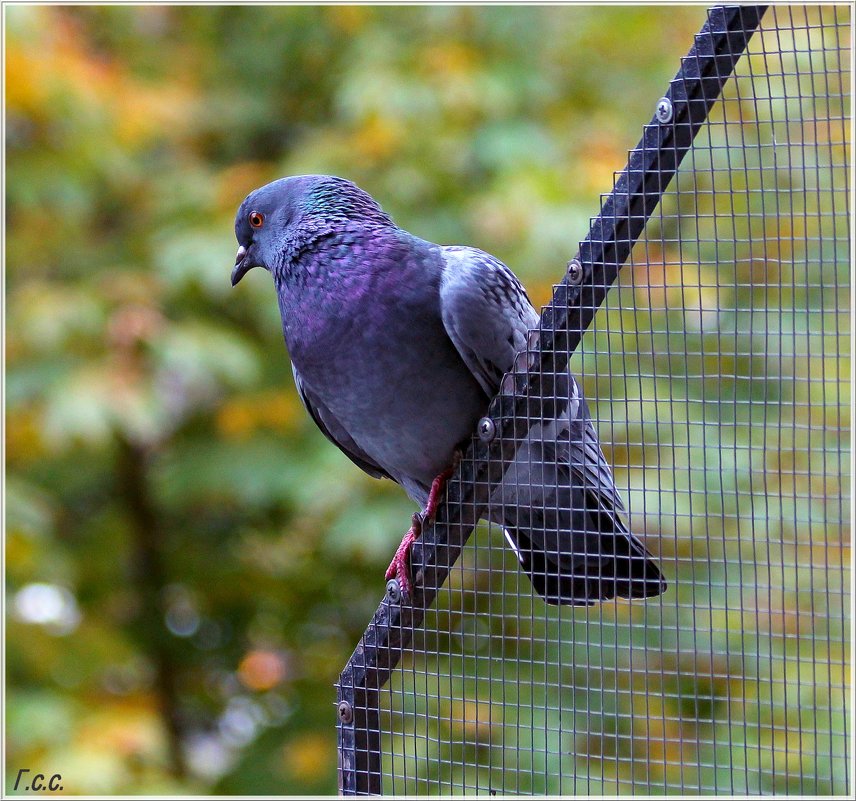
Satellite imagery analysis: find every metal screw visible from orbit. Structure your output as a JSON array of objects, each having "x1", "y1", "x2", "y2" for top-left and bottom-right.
[
  {"x1": 338, "y1": 700, "x2": 353, "y2": 724},
  {"x1": 566, "y1": 259, "x2": 584, "y2": 286},
  {"x1": 655, "y1": 96, "x2": 673, "y2": 123},
  {"x1": 477, "y1": 416, "x2": 496, "y2": 443},
  {"x1": 386, "y1": 578, "x2": 401, "y2": 604}
]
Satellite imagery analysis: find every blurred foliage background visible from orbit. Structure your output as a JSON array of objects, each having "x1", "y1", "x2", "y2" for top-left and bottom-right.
[{"x1": 4, "y1": 4, "x2": 849, "y2": 796}]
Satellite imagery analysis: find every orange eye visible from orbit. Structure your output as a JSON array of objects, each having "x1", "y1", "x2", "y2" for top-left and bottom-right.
[{"x1": 248, "y1": 211, "x2": 265, "y2": 229}]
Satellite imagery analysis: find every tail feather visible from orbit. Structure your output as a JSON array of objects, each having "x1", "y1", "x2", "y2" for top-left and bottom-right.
[
  {"x1": 503, "y1": 521, "x2": 666, "y2": 607},
  {"x1": 490, "y1": 375, "x2": 667, "y2": 606}
]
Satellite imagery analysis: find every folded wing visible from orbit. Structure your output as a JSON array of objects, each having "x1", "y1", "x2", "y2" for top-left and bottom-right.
[{"x1": 439, "y1": 246, "x2": 666, "y2": 605}]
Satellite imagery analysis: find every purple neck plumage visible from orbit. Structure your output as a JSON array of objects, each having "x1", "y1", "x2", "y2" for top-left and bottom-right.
[
  {"x1": 275, "y1": 221, "x2": 407, "y2": 369},
  {"x1": 271, "y1": 179, "x2": 397, "y2": 284}
]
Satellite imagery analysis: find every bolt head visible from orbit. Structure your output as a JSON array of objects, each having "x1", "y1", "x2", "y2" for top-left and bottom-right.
[
  {"x1": 655, "y1": 97, "x2": 673, "y2": 123},
  {"x1": 386, "y1": 578, "x2": 401, "y2": 603},
  {"x1": 477, "y1": 416, "x2": 496, "y2": 443},
  {"x1": 566, "y1": 259, "x2": 584, "y2": 286},
  {"x1": 338, "y1": 700, "x2": 353, "y2": 724}
]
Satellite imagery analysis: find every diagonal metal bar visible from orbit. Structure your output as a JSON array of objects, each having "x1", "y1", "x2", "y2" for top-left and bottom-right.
[{"x1": 336, "y1": 5, "x2": 767, "y2": 795}]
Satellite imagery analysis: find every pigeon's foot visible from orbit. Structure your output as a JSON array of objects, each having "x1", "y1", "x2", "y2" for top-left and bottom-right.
[
  {"x1": 385, "y1": 513, "x2": 423, "y2": 599},
  {"x1": 385, "y1": 456, "x2": 461, "y2": 600}
]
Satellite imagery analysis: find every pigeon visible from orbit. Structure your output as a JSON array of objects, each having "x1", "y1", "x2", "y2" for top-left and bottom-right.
[{"x1": 231, "y1": 174, "x2": 666, "y2": 606}]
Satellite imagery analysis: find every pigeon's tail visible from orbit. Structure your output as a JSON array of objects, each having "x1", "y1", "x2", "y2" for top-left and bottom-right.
[
  {"x1": 488, "y1": 376, "x2": 666, "y2": 607},
  {"x1": 500, "y1": 515, "x2": 665, "y2": 607}
]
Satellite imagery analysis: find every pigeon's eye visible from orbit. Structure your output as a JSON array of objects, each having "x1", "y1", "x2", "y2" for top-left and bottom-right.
[{"x1": 248, "y1": 211, "x2": 265, "y2": 229}]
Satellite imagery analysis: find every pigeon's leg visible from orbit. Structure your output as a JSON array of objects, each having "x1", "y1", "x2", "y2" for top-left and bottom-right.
[
  {"x1": 385, "y1": 512, "x2": 422, "y2": 597},
  {"x1": 424, "y1": 467, "x2": 453, "y2": 521},
  {"x1": 385, "y1": 452, "x2": 461, "y2": 598},
  {"x1": 425, "y1": 448, "x2": 462, "y2": 520}
]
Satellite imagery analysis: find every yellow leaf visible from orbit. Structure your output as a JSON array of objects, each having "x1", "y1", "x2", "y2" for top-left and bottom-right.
[
  {"x1": 353, "y1": 114, "x2": 403, "y2": 162},
  {"x1": 283, "y1": 733, "x2": 334, "y2": 782}
]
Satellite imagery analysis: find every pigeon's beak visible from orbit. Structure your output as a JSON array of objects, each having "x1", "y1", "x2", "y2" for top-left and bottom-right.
[{"x1": 231, "y1": 245, "x2": 253, "y2": 286}]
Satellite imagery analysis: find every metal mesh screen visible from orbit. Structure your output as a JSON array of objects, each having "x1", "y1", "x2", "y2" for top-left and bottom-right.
[{"x1": 343, "y1": 5, "x2": 850, "y2": 794}]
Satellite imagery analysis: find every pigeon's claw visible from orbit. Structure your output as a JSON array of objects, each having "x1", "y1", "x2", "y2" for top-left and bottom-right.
[
  {"x1": 385, "y1": 513, "x2": 423, "y2": 599},
  {"x1": 385, "y1": 459, "x2": 460, "y2": 600}
]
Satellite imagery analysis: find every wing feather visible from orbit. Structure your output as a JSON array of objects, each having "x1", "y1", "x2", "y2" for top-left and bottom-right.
[
  {"x1": 439, "y1": 246, "x2": 627, "y2": 518},
  {"x1": 292, "y1": 364, "x2": 391, "y2": 480},
  {"x1": 439, "y1": 246, "x2": 538, "y2": 397}
]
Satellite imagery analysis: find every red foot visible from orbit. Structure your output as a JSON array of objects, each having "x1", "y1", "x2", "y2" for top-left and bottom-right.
[
  {"x1": 385, "y1": 513, "x2": 422, "y2": 598},
  {"x1": 384, "y1": 454, "x2": 461, "y2": 600}
]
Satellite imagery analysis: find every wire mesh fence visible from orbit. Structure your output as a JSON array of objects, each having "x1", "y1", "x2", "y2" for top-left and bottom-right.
[{"x1": 337, "y1": 4, "x2": 850, "y2": 795}]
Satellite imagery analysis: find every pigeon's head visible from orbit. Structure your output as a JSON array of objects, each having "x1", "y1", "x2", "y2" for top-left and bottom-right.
[{"x1": 231, "y1": 174, "x2": 394, "y2": 286}]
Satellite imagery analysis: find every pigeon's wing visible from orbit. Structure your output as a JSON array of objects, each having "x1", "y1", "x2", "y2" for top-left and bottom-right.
[
  {"x1": 439, "y1": 246, "x2": 661, "y2": 605},
  {"x1": 560, "y1": 376, "x2": 628, "y2": 515},
  {"x1": 438, "y1": 246, "x2": 539, "y2": 397},
  {"x1": 439, "y1": 244, "x2": 624, "y2": 513},
  {"x1": 292, "y1": 364, "x2": 392, "y2": 481}
]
